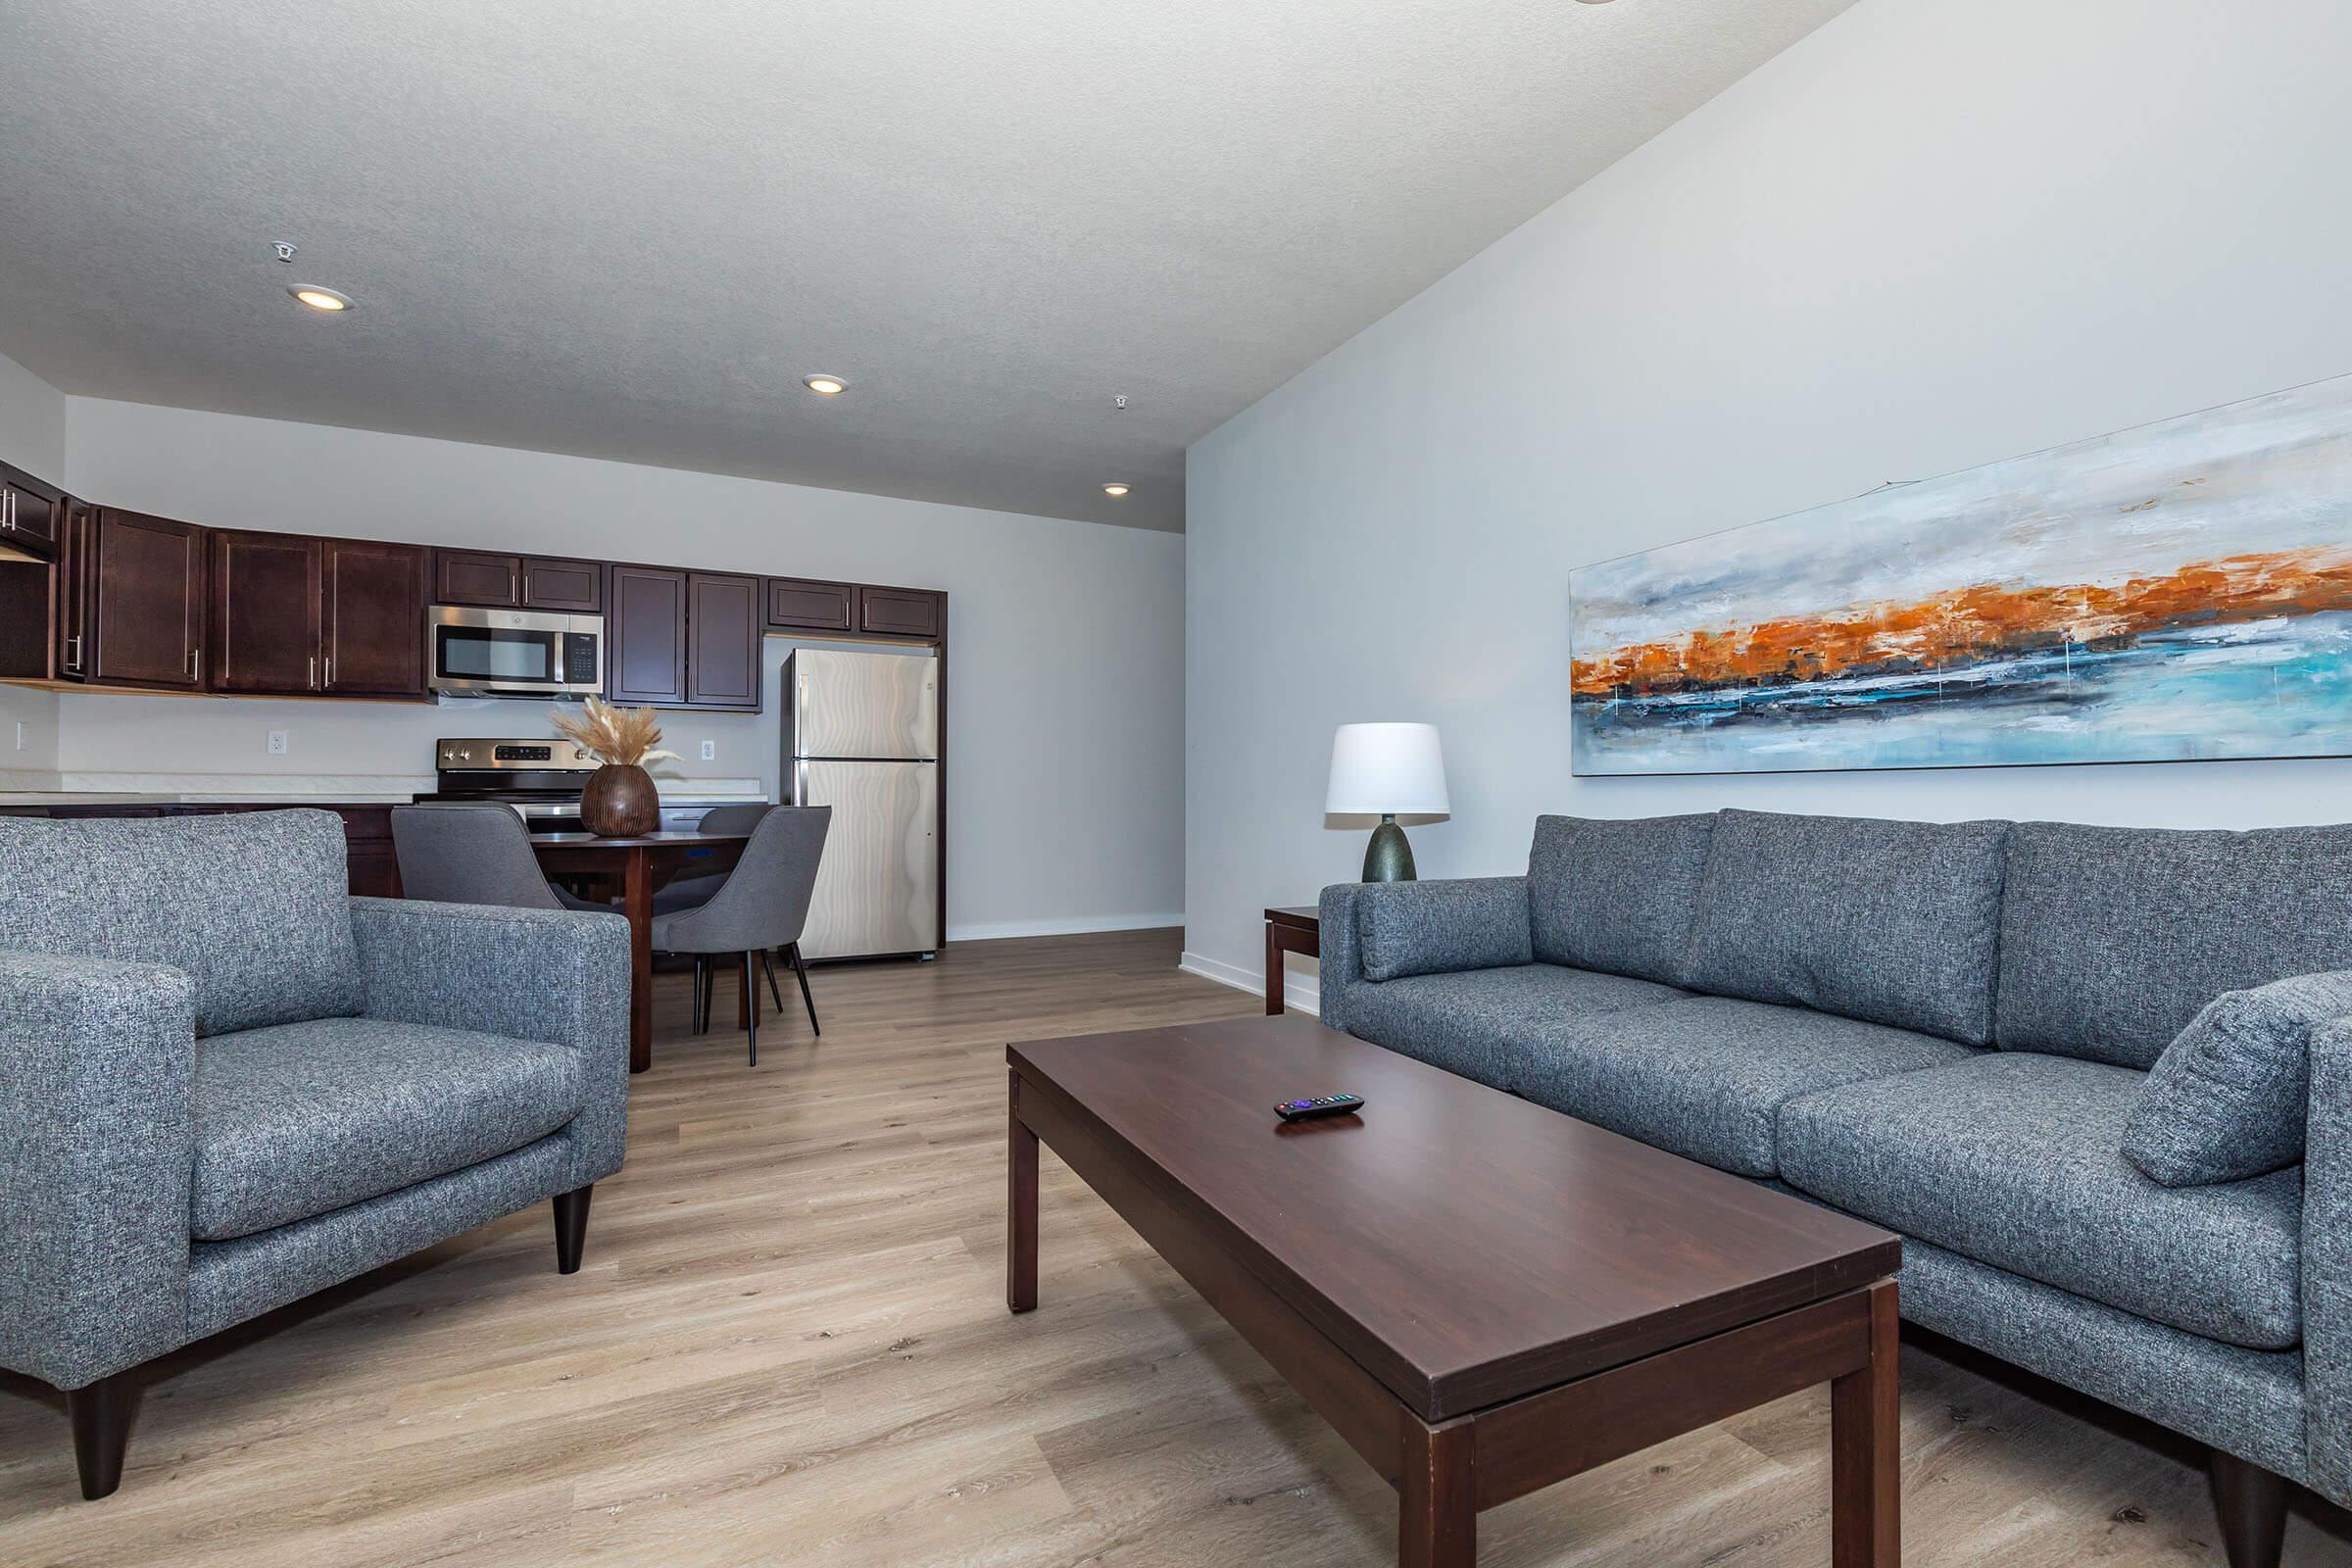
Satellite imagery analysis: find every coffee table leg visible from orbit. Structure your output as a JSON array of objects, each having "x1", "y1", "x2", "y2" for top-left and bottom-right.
[
  {"x1": 1832, "y1": 1280, "x2": 1900, "y2": 1567},
  {"x1": 1008, "y1": 1070, "x2": 1039, "y2": 1313},
  {"x1": 1399, "y1": 1415, "x2": 1475, "y2": 1568}
]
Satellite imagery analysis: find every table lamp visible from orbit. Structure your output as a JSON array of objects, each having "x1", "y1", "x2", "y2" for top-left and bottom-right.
[{"x1": 1326, "y1": 722, "x2": 1449, "y2": 882}]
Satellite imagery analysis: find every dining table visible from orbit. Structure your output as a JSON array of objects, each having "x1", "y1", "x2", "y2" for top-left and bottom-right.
[{"x1": 527, "y1": 829, "x2": 750, "y2": 1073}]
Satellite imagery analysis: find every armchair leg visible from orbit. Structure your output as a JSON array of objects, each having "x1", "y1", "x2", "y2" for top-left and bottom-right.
[
  {"x1": 790, "y1": 942, "x2": 820, "y2": 1038},
  {"x1": 2210, "y1": 1449, "x2": 2287, "y2": 1568},
  {"x1": 553, "y1": 1185, "x2": 594, "y2": 1275},
  {"x1": 68, "y1": 1371, "x2": 134, "y2": 1500}
]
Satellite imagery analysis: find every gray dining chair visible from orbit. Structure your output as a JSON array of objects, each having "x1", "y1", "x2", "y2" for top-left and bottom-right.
[
  {"x1": 390, "y1": 803, "x2": 612, "y2": 911},
  {"x1": 650, "y1": 803, "x2": 776, "y2": 916},
  {"x1": 651, "y1": 806, "x2": 829, "y2": 1065}
]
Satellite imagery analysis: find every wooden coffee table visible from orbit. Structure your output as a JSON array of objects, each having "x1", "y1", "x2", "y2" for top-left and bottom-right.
[{"x1": 1006, "y1": 1013, "x2": 1901, "y2": 1566}]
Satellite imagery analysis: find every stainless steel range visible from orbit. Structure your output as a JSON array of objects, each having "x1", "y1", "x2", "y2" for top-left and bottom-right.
[{"x1": 414, "y1": 738, "x2": 750, "y2": 833}]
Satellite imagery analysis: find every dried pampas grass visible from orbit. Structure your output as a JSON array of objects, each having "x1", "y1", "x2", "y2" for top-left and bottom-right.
[{"x1": 550, "y1": 697, "x2": 681, "y2": 767}]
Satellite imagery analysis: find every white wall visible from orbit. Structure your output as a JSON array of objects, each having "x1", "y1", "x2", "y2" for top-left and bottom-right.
[
  {"x1": 58, "y1": 398, "x2": 1186, "y2": 939},
  {"x1": 1184, "y1": 0, "x2": 2352, "y2": 1004},
  {"x1": 0, "y1": 348, "x2": 65, "y2": 780}
]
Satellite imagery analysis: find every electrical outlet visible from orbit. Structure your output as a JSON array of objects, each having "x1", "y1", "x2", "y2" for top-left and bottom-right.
[
  {"x1": 267, "y1": 730, "x2": 289, "y2": 757},
  {"x1": 700, "y1": 740, "x2": 715, "y2": 761}
]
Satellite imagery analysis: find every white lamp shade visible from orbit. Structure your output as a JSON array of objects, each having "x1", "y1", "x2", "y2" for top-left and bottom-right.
[{"x1": 1326, "y1": 723, "x2": 1449, "y2": 815}]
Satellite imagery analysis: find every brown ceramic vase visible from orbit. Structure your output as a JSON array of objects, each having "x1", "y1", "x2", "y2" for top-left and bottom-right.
[{"x1": 580, "y1": 762, "x2": 659, "y2": 837}]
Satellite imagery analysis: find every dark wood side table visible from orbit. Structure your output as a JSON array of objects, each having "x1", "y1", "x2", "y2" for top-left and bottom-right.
[{"x1": 1263, "y1": 906, "x2": 1320, "y2": 1014}]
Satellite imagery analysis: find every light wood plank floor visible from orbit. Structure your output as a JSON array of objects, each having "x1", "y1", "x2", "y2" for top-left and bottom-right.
[{"x1": 2, "y1": 928, "x2": 2344, "y2": 1566}]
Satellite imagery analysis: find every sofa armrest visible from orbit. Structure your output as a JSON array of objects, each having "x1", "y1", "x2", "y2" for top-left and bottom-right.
[
  {"x1": 1353, "y1": 876, "x2": 1534, "y2": 982},
  {"x1": 0, "y1": 950, "x2": 196, "y2": 1391},
  {"x1": 348, "y1": 899, "x2": 631, "y2": 1190},
  {"x1": 1316, "y1": 884, "x2": 1369, "y2": 1034},
  {"x1": 2304, "y1": 1016, "x2": 2352, "y2": 1501}
]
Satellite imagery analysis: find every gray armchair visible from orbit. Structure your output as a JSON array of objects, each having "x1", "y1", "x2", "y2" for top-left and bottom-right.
[{"x1": 0, "y1": 809, "x2": 629, "y2": 1499}]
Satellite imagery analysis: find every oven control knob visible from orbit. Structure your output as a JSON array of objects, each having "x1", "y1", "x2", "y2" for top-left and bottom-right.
[{"x1": 450, "y1": 747, "x2": 472, "y2": 762}]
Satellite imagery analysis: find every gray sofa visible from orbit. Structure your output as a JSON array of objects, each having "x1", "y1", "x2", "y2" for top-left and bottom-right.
[
  {"x1": 1319, "y1": 808, "x2": 2352, "y2": 1568},
  {"x1": 0, "y1": 809, "x2": 630, "y2": 1499}
]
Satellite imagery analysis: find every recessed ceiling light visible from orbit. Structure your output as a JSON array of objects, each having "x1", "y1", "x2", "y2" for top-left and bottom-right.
[
  {"x1": 288, "y1": 285, "x2": 354, "y2": 313},
  {"x1": 803, "y1": 374, "x2": 847, "y2": 396},
  {"x1": 1102, "y1": 483, "x2": 1131, "y2": 498}
]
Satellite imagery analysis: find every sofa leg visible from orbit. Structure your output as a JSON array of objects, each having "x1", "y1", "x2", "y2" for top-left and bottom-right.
[
  {"x1": 67, "y1": 1372, "x2": 134, "y2": 1500},
  {"x1": 2210, "y1": 1449, "x2": 2287, "y2": 1568},
  {"x1": 553, "y1": 1185, "x2": 594, "y2": 1275}
]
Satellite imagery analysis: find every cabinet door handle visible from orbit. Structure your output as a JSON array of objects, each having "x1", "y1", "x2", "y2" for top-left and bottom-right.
[
  {"x1": 64, "y1": 635, "x2": 80, "y2": 673},
  {"x1": 510, "y1": 569, "x2": 519, "y2": 604},
  {"x1": 520, "y1": 570, "x2": 531, "y2": 604},
  {"x1": 324, "y1": 655, "x2": 333, "y2": 688},
  {"x1": 2, "y1": 489, "x2": 13, "y2": 531},
  {"x1": 309, "y1": 654, "x2": 318, "y2": 689}
]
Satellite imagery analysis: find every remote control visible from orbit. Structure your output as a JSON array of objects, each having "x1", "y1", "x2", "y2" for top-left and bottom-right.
[{"x1": 1274, "y1": 1093, "x2": 1365, "y2": 1122}]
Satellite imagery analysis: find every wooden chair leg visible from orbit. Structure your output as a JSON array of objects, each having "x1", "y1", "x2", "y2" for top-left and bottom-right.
[
  {"x1": 553, "y1": 1185, "x2": 593, "y2": 1275},
  {"x1": 2211, "y1": 1449, "x2": 2288, "y2": 1568},
  {"x1": 67, "y1": 1371, "x2": 134, "y2": 1500},
  {"x1": 791, "y1": 942, "x2": 820, "y2": 1038}
]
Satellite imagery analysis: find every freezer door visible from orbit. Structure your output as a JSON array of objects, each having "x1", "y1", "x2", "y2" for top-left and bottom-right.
[
  {"x1": 796, "y1": 760, "x2": 939, "y2": 958},
  {"x1": 792, "y1": 648, "x2": 938, "y2": 760}
]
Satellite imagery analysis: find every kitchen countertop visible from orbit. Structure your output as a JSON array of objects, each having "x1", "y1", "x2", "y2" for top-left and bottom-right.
[{"x1": 0, "y1": 774, "x2": 768, "y2": 808}]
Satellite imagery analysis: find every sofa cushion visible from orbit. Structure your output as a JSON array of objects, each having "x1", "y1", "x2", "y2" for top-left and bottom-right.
[
  {"x1": 1682, "y1": 809, "x2": 2009, "y2": 1045},
  {"x1": 1356, "y1": 877, "x2": 1533, "y2": 982},
  {"x1": 0, "y1": 809, "x2": 362, "y2": 1038},
  {"x1": 1996, "y1": 820, "x2": 2352, "y2": 1068},
  {"x1": 1780, "y1": 1053, "x2": 2303, "y2": 1350},
  {"x1": 1526, "y1": 813, "x2": 1714, "y2": 985},
  {"x1": 191, "y1": 1016, "x2": 584, "y2": 1241},
  {"x1": 1518, "y1": 996, "x2": 1977, "y2": 1178},
  {"x1": 1345, "y1": 963, "x2": 1685, "y2": 1093},
  {"x1": 2125, "y1": 969, "x2": 2352, "y2": 1187}
]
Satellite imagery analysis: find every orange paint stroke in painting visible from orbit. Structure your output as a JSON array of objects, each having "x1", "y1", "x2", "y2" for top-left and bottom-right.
[{"x1": 1571, "y1": 549, "x2": 2352, "y2": 699}]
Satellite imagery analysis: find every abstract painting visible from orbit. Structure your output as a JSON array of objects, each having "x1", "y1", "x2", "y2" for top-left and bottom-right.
[{"x1": 1568, "y1": 375, "x2": 2352, "y2": 775}]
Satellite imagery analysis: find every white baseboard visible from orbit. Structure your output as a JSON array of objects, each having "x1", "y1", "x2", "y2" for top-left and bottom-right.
[
  {"x1": 949, "y1": 912, "x2": 1185, "y2": 942},
  {"x1": 1180, "y1": 949, "x2": 1321, "y2": 1016}
]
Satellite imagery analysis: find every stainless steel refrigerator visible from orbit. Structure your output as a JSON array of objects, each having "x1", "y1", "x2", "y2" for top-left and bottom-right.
[{"x1": 781, "y1": 649, "x2": 940, "y2": 959}]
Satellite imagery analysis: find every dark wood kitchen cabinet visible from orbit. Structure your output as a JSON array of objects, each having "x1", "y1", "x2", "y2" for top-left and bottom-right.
[
  {"x1": 604, "y1": 564, "x2": 761, "y2": 710},
  {"x1": 322, "y1": 539, "x2": 428, "y2": 695},
  {"x1": 0, "y1": 460, "x2": 62, "y2": 558},
  {"x1": 52, "y1": 503, "x2": 93, "y2": 677},
  {"x1": 857, "y1": 584, "x2": 945, "y2": 640},
  {"x1": 211, "y1": 530, "x2": 323, "y2": 693},
  {"x1": 91, "y1": 509, "x2": 207, "y2": 689},
  {"x1": 606, "y1": 564, "x2": 688, "y2": 706},
  {"x1": 433, "y1": 549, "x2": 603, "y2": 613},
  {"x1": 762, "y1": 575, "x2": 854, "y2": 633},
  {"x1": 685, "y1": 571, "x2": 760, "y2": 709},
  {"x1": 208, "y1": 533, "x2": 425, "y2": 697}
]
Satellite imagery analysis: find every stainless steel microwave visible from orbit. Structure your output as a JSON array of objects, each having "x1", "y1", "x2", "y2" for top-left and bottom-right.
[{"x1": 426, "y1": 605, "x2": 605, "y2": 698}]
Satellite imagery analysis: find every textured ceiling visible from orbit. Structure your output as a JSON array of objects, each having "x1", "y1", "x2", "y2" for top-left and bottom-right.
[{"x1": 0, "y1": 1, "x2": 1855, "y2": 530}]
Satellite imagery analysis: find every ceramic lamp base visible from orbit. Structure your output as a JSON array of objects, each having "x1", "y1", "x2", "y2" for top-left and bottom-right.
[{"x1": 1362, "y1": 816, "x2": 1417, "y2": 882}]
